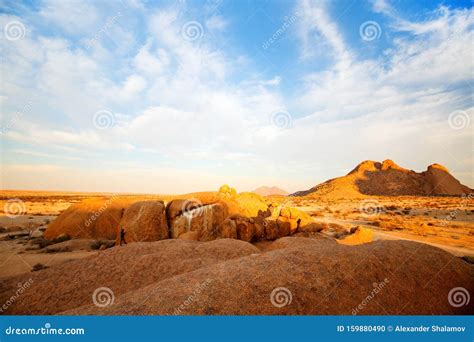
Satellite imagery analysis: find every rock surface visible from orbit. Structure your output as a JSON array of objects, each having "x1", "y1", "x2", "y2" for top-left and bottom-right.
[
  {"x1": 292, "y1": 159, "x2": 473, "y2": 197},
  {"x1": 1, "y1": 237, "x2": 472, "y2": 315},
  {"x1": 0, "y1": 239, "x2": 259, "y2": 315},
  {"x1": 118, "y1": 201, "x2": 168, "y2": 243},
  {"x1": 44, "y1": 197, "x2": 135, "y2": 240},
  {"x1": 57, "y1": 239, "x2": 474, "y2": 315},
  {"x1": 168, "y1": 203, "x2": 227, "y2": 241}
]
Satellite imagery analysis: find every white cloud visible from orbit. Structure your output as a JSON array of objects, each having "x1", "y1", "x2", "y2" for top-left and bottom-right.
[
  {"x1": 290, "y1": 1, "x2": 473, "y2": 187},
  {"x1": 371, "y1": 0, "x2": 396, "y2": 17},
  {"x1": 39, "y1": 0, "x2": 100, "y2": 35},
  {"x1": 297, "y1": 0, "x2": 352, "y2": 69},
  {"x1": 206, "y1": 15, "x2": 228, "y2": 31},
  {"x1": 260, "y1": 76, "x2": 281, "y2": 86},
  {"x1": 133, "y1": 40, "x2": 170, "y2": 75},
  {"x1": 1, "y1": 0, "x2": 472, "y2": 193},
  {"x1": 121, "y1": 75, "x2": 147, "y2": 97}
]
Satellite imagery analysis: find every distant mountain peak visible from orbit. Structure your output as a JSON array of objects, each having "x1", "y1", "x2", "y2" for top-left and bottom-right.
[
  {"x1": 253, "y1": 186, "x2": 288, "y2": 196},
  {"x1": 427, "y1": 163, "x2": 450, "y2": 173},
  {"x1": 293, "y1": 160, "x2": 472, "y2": 197}
]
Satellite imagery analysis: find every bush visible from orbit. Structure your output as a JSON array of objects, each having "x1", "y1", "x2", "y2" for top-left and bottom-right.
[
  {"x1": 36, "y1": 238, "x2": 53, "y2": 249},
  {"x1": 32, "y1": 263, "x2": 48, "y2": 272},
  {"x1": 52, "y1": 233, "x2": 70, "y2": 244}
]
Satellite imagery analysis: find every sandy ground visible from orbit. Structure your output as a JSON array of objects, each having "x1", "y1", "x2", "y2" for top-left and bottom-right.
[
  {"x1": 0, "y1": 191, "x2": 472, "y2": 279},
  {"x1": 0, "y1": 238, "x2": 96, "y2": 278},
  {"x1": 289, "y1": 196, "x2": 474, "y2": 256}
]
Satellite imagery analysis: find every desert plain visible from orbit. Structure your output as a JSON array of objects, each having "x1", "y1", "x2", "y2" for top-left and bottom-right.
[{"x1": 0, "y1": 160, "x2": 473, "y2": 315}]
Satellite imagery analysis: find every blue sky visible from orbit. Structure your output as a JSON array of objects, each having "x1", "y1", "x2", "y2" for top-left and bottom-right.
[{"x1": 0, "y1": 0, "x2": 473, "y2": 193}]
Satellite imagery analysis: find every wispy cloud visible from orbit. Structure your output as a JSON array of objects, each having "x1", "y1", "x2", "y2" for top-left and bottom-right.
[{"x1": 0, "y1": 0, "x2": 472, "y2": 192}]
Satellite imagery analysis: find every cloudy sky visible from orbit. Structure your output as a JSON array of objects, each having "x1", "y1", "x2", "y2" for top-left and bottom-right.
[{"x1": 0, "y1": 0, "x2": 473, "y2": 194}]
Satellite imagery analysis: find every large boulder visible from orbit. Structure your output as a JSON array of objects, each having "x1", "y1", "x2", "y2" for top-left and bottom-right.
[
  {"x1": 220, "y1": 214, "x2": 283, "y2": 242},
  {"x1": 168, "y1": 201, "x2": 227, "y2": 241},
  {"x1": 337, "y1": 227, "x2": 373, "y2": 245},
  {"x1": 44, "y1": 197, "x2": 135, "y2": 240},
  {"x1": 220, "y1": 217, "x2": 237, "y2": 239},
  {"x1": 267, "y1": 205, "x2": 319, "y2": 234},
  {"x1": 166, "y1": 199, "x2": 202, "y2": 239},
  {"x1": 276, "y1": 219, "x2": 291, "y2": 237},
  {"x1": 63, "y1": 239, "x2": 474, "y2": 315},
  {"x1": 0, "y1": 239, "x2": 260, "y2": 315},
  {"x1": 191, "y1": 191, "x2": 269, "y2": 218},
  {"x1": 166, "y1": 199, "x2": 201, "y2": 221},
  {"x1": 197, "y1": 203, "x2": 227, "y2": 241},
  {"x1": 263, "y1": 219, "x2": 279, "y2": 240},
  {"x1": 233, "y1": 215, "x2": 255, "y2": 242},
  {"x1": 263, "y1": 219, "x2": 291, "y2": 240},
  {"x1": 118, "y1": 201, "x2": 168, "y2": 243}
]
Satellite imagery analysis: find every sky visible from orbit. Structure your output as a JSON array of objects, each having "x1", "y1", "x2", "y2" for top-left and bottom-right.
[{"x1": 0, "y1": 0, "x2": 473, "y2": 194}]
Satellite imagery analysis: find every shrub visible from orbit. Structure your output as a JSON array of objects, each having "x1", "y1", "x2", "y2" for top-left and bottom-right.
[
  {"x1": 31, "y1": 238, "x2": 53, "y2": 249},
  {"x1": 52, "y1": 233, "x2": 70, "y2": 244},
  {"x1": 32, "y1": 263, "x2": 48, "y2": 272}
]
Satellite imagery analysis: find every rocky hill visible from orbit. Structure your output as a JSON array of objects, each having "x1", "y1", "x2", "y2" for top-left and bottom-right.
[
  {"x1": 292, "y1": 160, "x2": 472, "y2": 198},
  {"x1": 253, "y1": 186, "x2": 288, "y2": 196}
]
